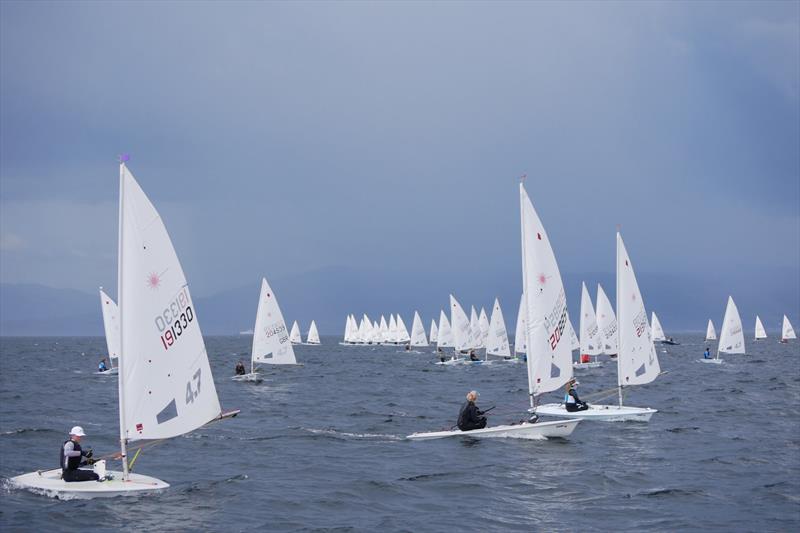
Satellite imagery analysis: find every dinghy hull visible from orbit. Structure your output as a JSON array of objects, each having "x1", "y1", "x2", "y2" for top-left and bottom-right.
[
  {"x1": 10, "y1": 468, "x2": 168, "y2": 499},
  {"x1": 94, "y1": 368, "x2": 119, "y2": 375},
  {"x1": 697, "y1": 358, "x2": 724, "y2": 365},
  {"x1": 573, "y1": 362, "x2": 603, "y2": 369},
  {"x1": 231, "y1": 372, "x2": 263, "y2": 382},
  {"x1": 534, "y1": 403, "x2": 656, "y2": 422},
  {"x1": 406, "y1": 419, "x2": 580, "y2": 440}
]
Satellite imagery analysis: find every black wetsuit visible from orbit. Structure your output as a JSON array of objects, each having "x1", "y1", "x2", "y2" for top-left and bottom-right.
[
  {"x1": 457, "y1": 401, "x2": 487, "y2": 431},
  {"x1": 61, "y1": 439, "x2": 99, "y2": 482},
  {"x1": 565, "y1": 389, "x2": 588, "y2": 412},
  {"x1": 235, "y1": 364, "x2": 246, "y2": 375}
]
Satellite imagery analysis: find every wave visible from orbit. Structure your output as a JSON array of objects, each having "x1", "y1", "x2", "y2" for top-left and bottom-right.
[
  {"x1": 641, "y1": 487, "x2": 705, "y2": 497},
  {"x1": 1, "y1": 428, "x2": 57, "y2": 436},
  {"x1": 301, "y1": 428, "x2": 403, "y2": 441}
]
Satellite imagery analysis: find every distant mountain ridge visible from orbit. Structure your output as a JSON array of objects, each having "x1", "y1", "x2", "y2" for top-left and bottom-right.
[{"x1": 1, "y1": 265, "x2": 798, "y2": 337}]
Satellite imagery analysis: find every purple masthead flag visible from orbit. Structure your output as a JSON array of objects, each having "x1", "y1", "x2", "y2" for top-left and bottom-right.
[{"x1": 119, "y1": 153, "x2": 130, "y2": 163}]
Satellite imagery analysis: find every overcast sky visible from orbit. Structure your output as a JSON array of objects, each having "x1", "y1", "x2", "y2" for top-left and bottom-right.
[{"x1": 1, "y1": 1, "x2": 798, "y2": 321}]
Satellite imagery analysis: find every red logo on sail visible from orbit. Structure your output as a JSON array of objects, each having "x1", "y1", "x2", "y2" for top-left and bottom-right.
[
  {"x1": 136, "y1": 423, "x2": 143, "y2": 433},
  {"x1": 146, "y1": 272, "x2": 161, "y2": 290}
]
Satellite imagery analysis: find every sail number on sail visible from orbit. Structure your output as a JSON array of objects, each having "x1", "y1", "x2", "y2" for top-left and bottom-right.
[
  {"x1": 156, "y1": 287, "x2": 195, "y2": 351},
  {"x1": 545, "y1": 290, "x2": 568, "y2": 350},
  {"x1": 185, "y1": 368, "x2": 201, "y2": 404}
]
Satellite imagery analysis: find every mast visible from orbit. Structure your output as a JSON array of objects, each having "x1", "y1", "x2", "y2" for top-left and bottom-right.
[
  {"x1": 519, "y1": 179, "x2": 535, "y2": 410},
  {"x1": 117, "y1": 158, "x2": 130, "y2": 480},
  {"x1": 616, "y1": 229, "x2": 623, "y2": 407}
]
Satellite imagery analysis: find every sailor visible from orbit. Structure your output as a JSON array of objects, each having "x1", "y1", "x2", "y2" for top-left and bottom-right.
[
  {"x1": 457, "y1": 390, "x2": 487, "y2": 431},
  {"x1": 469, "y1": 350, "x2": 479, "y2": 362},
  {"x1": 61, "y1": 426, "x2": 99, "y2": 482},
  {"x1": 405, "y1": 344, "x2": 411, "y2": 351},
  {"x1": 703, "y1": 347, "x2": 711, "y2": 359},
  {"x1": 564, "y1": 378, "x2": 588, "y2": 412},
  {"x1": 98, "y1": 359, "x2": 108, "y2": 372},
  {"x1": 235, "y1": 361, "x2": 246, "y2": 375}
]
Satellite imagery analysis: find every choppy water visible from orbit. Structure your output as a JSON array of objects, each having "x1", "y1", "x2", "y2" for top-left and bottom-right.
[{"x1": 1, "y1": 335, "x2": 798, "y2": 531}]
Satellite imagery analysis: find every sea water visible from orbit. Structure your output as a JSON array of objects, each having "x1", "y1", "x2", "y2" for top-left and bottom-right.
[{"x1": 1, "y1": 335, "x2": 798, "y2": 531}]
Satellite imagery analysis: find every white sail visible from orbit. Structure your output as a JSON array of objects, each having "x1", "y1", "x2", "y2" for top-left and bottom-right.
[
  {"x1": 388, "y1": 314, "x2": 398, "y2": 343},
  {"x1": 567, "y1": 316, "x2": 580, "y2": 351},
  {"x1": 486, "y1": 298, "x2": 510, "y2": 357},
  {"x1": 450, "y1": 295, "x2": 472, "y2": 352},
  {"x1": 348, "y1": 314, "x2": 359, "y2": 342},
  {"x1": 519, "y1": 183, "x2": 573, "y2": 397},
  {"x1": 781, "y1": 315, "x2": 797, "y2": 341},
  {"x1": 342, "y1": 315, "x2": 351, "y2": 343},
  {"x1": 371, "y1": 319, "x2": 382, "y2": 344},
  {"x1": 616, "y1": 232, "x2": 660, "y2": 387},
  {"x1": 306, "y1": 320, "x2": 321, "y2": 344},
  {"x1": 437, "y1": 310, "x2": 454, "y2": 348},
  {"x1": 379, "y1": 315, "x2": 389, "y2": 343},
  {"x1": 783, "y1": 315, "x2": 797, "y2": 340},
  {"x1": 396, "y1": 314, "x2": 411, "y2": 343},
  {"x1": 99, "y1": 288, "x2": 120, "y2": 363},
  {"x1": 118, "y1": 163, "x2": 221, "y2": 442},
  {"x1": 754, "y1": 315, "x2": 767, "y2": 340},
  {"x1": 410, "y1": 311, "x2": 428, "y2": 346},
  {"x1": 429, "y1": 319, "x2": 439, "y2": 344},
  {"x1": 650, "y1": 312, "x2": 666, "y2": 342},
  {"x1": 705, "y1": 319, "x2": 717, "y2": 341},
  {"x1": 514, "y1": 293, "x2": 526, "y2": 354},
  {"x1": 718, "y1": 296, "x2": 745, "y2": 355},
  {"x1": 469, "y1": 306, "x2": 483, "y2": 349},
  {"x1": 251, "y1": 278, "x2": 296, "y2": 365},
  {"x1": 361, "y1": 314, "x2": 373, "y2": 343},
  {"x1": 289, "y1": 320, "x2": 302, "y2": 344},
  {"x1": 596, "y1": 284, "x2": 618, "y2": 355},
  {"x1": 479, "y1": 307, "x2": 490, "y2": 348},
  {"x1": 579, "y1": 282, "x2": 601, "y2": 356}
]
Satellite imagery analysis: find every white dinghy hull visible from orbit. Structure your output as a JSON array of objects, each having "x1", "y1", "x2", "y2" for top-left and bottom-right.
[
  {"x1": 10, "y1": 468, "x2": 168, "y2": 499},
  {"x1": 697, "y1": 358, "x2": 724, "y2": 365},
  {"x1": 535, "y1": 403, "x2": 656, "y2": 422},
  {"x1": 94, "y1": 368, "x2": 119, "y2": 376},
  {"x1": 407, "y1": 418, "x2": 580, "y2": 441},
  {"x1": 573, "y1": 362, "x2": 603, "y2": 369},
  {"x1": 231, "y1": 372, "x2": 263, "y2": 383}
]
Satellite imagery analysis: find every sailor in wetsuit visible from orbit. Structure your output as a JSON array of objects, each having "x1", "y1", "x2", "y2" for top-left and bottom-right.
[
  {"x1": 457, "y1": 390, "x2": 487, "y2": 431},
  {"x1": 469, "y1": 350, "x2": 479, "y2": 362},
  {"x1": 235, "y1": 361, "x2": 246, "y2": 375},
  {"x1": 564, "y1": 378, "x2": 589, "y2": 412},
  {"x1": 61, "y1": 426, "x2": 99, "y2": 482},
  {"x1": 98, "y1": 359, "x2": 108, "y2": 372}
]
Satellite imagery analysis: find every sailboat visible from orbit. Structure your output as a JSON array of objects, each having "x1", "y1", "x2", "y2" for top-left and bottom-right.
[
  {"x1": 651, "y1": 312, "x2": 678, "y2": 345},
  {"x1": 409, "y1": 311, "x2": 428, "y2": 347},
  {"x1": 233, "y1": 278, "x2": 297, "y2": 382},
  {"x1": 408, "y1": 182, "x2": 580, "y2": 440},
  {"x1": 537, "y1": 232, "x2": 660, "y2": 422},
  {"x1": 396, "y1": 314, "x2": 411, "y2": 344},
  {"x1": 574, "y1": 282, "x2": 602, "y2": 369},
  {"x1": 289, "y1": 321, "x2": 302, "y2": 344},
  {"x1": 596, "y1": 284, "x2": 618, "y2": 357},
  {"x1": 429, "y1": 319, "x2": 438, "y2": 344},
  {"x1": 305, "y1": 320, "x2": 321, "y2": 345},
  {"x1": 434, "y1": 310, "x2": 457, "y2": 364},
  {"x1": 97, "y1": 288, "x2": 120, "y2": 375},
  {"x1": 754, "y1": 315, "x2": 767, "y2": 341},
  {"x1": 703, "y1": 296, "x2": 745, "y2": 363},
  {"x1": 450, "y1": 295, "x2": 472, "y2": 361},
  {"x1": 12, "y1": 159, "x2": 238, "y2": 497},
  {"x1": 485, "y1": 298, "x2": 514, "y2": 362},
  {"x1": 478, "y1": 307, "x2": 490, "y2": 350},
  {"x1": 705, "y1": 319, "x2": 717, "y2": 341},
  {"x1": 781, "y1": 315, "x2": 796, "y2": 343},
  {"x1": 468, "y1": 306, "x2": 483, "y2": 353}
]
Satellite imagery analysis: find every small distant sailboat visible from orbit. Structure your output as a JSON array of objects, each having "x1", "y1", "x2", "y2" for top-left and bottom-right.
[
  {"x1": 396, "y1": 314, "x2": 411, "y2": 344},
  {"x1": 468, "y1": 306, "x2": 483, "y2": 351},
  {"x1": 409, "y1": 311, "x2": 428, "y2": 347},
  {"x1": 538, "y1": 231, "x2": 660, "y2": 422},
  {"x1": 478, "y1": 307, "x2": 490, "y2": 350},
  {"x1": 435, "y1": 310, "x2": 455, "y2": 361},
  {"x1": 485, "y1": 298, "x2": 511, "y2": 361},
  {"x1": 97, "y1": 288, "x2": 120, "y2": 375},
  {"x1": 651, "y1": 312, "x2": 679, "y2": 345},
  {"x1": 450, "y1": 295, "x2": 472, "y2": 359},
  {"x1": 703, "y1": 296, "x2": 745, "y2": 363},
  {"x1": 233, "y1": 277, "x2": 297, "y2": 382},
  {"x1": 305, "y1": 320, "x2": 321, "y2": 345},
  {"x1": 705, "y1": 319, "x2": 717, "y2": 341},
  {"x1": 575, "y1": 282, "x2": 602, "y2": 369},
  {"x1": 754, "y1": 315, "x2": 767, "y2": 341},
  {"x1": 429, "y1": 319, "x2": 439, "y2": 344},
  {"x1": 596, "y1": 284, "x2": 618, "y2": 357},
  {"x1": 781, "y1": 315, "x2": 796, "y2": 343},
  {"x1": 289, "y1": 320, "x2": 302, "y2": 344},
  {"x1": 12, "y1": 159, "x2": 239, "y2": 497}
]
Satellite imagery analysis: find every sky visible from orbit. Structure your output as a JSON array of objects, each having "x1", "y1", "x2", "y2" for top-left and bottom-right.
[{"x1": 1, "y1": 1, "x2": 798, "y2": 332}]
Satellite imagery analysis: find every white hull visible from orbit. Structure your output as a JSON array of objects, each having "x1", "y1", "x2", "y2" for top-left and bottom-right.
[
  {"x1": 301, "y1": 342, "x2": 321, "y2": 346},
  {"x1": 535, "y1": 403, "x2": 656, "y2": 422},
  {"x1": 10, "y1": 468, "x2": 168, "y2": 499},
  {"x1": 231, "y1": 372, "x2": 263, "y2": 382},
  {"x1": 94, "y1": 367, "x2": 119, "y2": 375},
  {"x1": 434, "y1": 357, "x2": 465, "y2": 366},
  {"x1": 573, "y1": 361, "x2": 603, "y2": 369},
  {"x1": 697, "y1": 358, "x2": 724, "y2": 365},
  {"x1": 407, "y1": 418, "x2": 580, "y2": 441}
]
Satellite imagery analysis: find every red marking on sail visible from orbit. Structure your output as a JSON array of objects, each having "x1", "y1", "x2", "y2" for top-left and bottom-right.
[
  {"x1": 146, "y1": 272, "x2": 161, "y2": 290},
  {"x1": 136, "y1": 423, "x2": 143, "y2": 433}
]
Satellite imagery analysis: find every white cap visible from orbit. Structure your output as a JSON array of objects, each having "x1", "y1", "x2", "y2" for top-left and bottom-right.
[{"x1": 69, "y1": 426, "x2": 86, "y2": 437}]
